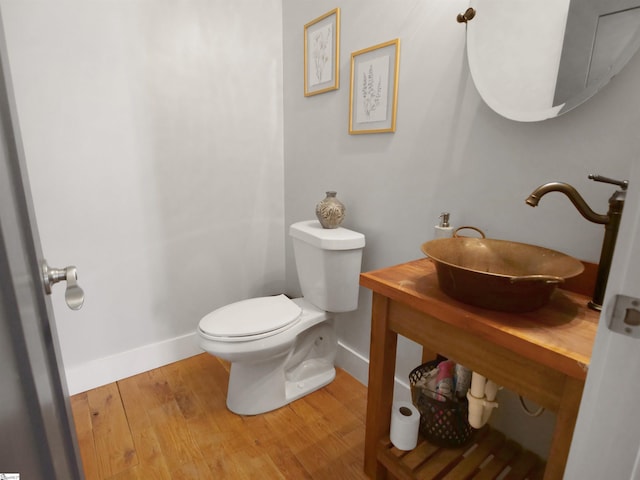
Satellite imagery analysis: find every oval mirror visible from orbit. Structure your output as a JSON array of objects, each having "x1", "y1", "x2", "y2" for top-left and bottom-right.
[{"x1": 466, "y1": 0, "x2": 640, "y2": 121}]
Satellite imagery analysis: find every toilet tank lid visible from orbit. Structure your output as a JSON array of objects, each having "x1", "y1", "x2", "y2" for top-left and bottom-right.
[{"x1": 289, "y1": 220, "x2": 365, "y2": 250}]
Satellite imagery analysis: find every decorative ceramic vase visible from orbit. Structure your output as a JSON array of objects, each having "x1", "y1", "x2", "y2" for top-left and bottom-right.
[{"x1": 315, "y1": 191, "x2": 346, "y2": 229}]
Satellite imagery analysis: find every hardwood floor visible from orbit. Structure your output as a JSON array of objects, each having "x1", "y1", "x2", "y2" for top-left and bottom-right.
[{"x1": 70, "y1": 353, "x2": 369, "y2": 479}]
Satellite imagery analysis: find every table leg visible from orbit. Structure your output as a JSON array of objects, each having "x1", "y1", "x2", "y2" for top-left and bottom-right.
[
  {"x1": 544, "y1": 377, "x2": 585, "y2": 479},
  {"x1": 364, "y1": 293, "x2": 398, "y2": 478}
]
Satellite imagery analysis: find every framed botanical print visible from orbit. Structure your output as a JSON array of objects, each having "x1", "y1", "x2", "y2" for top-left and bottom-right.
[
  {"x1": 349, "y1": 39, "x2": 400, "y2": 134},
  {"x1": 304, "y1": 8, "x2": 340, "y2": 96}
]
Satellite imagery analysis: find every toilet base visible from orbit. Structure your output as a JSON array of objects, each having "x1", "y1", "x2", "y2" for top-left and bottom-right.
[
  {"x1": 285, "y1": 361, "x2": 336, "y2": 405},
  {"x1": 225, "y1": 319, "x2": 337, "y2": 415},
  {"x1": 226, "y1": 359, "x2": 336, "y2": 415}
]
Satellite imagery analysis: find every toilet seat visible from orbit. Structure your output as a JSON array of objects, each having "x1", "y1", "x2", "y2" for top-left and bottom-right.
[{"x1": 198, "y1": 294, "x2": 302, "y2": 342}]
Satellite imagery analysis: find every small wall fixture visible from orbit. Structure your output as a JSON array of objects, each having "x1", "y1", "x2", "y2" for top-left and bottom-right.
[{"x1": 457, "y1": 8, "x2": 476, "y2": 24}]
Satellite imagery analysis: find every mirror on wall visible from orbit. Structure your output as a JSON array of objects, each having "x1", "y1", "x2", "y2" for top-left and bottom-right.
[{"x1": 466, "y1": 0, "x2": 640, "y2": 122}]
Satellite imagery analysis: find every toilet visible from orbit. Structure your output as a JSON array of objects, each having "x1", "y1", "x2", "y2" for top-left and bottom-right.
[{"x1": 197, "y1": 220, "x2": 365, "y2": 415}]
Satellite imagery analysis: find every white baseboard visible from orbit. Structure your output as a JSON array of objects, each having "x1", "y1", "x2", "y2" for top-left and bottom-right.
[
  {"x1": 335, "y1": 340, "x2": 411, "y2": 402},
  {"x1": 335, "y1": 339, "x2": 369, "y2": 386},
  {"x1": 65, "y1": 335, "x2": 410, "y2": 400},
  {"x1": 64, "y1": 332, "x2": 202, "y2": 395}
]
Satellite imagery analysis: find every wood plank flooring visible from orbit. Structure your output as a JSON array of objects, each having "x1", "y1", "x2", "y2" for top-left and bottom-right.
[{"x1": 70, "y1": 353, "x2": 369, "y2": 479}]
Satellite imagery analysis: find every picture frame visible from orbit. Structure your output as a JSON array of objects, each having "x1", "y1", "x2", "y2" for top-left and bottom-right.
[
  {"x1": 304, "y1": 8, "x2": 340, "y2": 96},
  {"x1": 349, "y1": 39, "x2": 400, "y2": 134}
]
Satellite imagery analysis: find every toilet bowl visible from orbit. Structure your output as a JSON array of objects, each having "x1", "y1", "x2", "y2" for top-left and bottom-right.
[{"x1": 197, "y1": 220, "x2": 365, "y2": 415}]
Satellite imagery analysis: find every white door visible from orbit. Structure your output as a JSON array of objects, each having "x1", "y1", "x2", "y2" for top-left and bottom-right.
[
  {"x1": 564, "y1": 159, "x2": 640, "y2": 479},
  {"x1": 0, "y1": 9, "x2": 83, "y2": 480}
]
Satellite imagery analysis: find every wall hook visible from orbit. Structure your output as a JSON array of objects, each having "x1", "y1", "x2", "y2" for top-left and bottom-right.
[{"x1": 457, "y1": 7, "x2": 476, "y2": 24}]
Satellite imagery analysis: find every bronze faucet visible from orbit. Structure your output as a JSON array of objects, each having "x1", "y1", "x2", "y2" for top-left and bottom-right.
[{"x1": 526, "y1": 175, "x2": 628, "y2": 311}]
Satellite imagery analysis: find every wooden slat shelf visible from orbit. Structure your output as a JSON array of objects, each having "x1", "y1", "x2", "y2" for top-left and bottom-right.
[{"x1": 378, "y1": 427, "x2": 544, "y2": 480}]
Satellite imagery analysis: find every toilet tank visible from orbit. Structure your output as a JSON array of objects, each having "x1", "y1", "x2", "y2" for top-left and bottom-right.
[{"x1": 289, "y1": 220, "x2": 365, "y2": 312}]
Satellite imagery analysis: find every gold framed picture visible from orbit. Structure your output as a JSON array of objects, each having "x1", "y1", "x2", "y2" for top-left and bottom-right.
[
  {"x1": 349, "y1": 39, "x2": 400, "y2": 134},
  {"x1": 304, "y1": 8, "x2": 340, "y2": 96}
]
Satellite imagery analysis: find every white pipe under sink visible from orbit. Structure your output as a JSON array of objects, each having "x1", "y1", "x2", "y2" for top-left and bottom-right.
[{"x1": 467, "y1": 371, "x2": 499, "y2": 428}]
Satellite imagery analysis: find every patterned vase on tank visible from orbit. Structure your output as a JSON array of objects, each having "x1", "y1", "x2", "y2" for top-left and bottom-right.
[{"x1": 315, "y1": 191, "x2": 346, "y2": 229}]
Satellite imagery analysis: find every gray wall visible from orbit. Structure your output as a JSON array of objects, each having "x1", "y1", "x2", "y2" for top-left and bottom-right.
[
  {"x1": 2, "y1": 0, "x2": 285, "y2": 392},
  {"x1": 283, "y1": 0, "x2": 640, "y2": 456}
]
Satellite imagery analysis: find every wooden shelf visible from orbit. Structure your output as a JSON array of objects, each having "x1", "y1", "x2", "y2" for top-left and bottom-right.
[{"x1": 378, "y1": 427, "x2": 544, "y2": 480}]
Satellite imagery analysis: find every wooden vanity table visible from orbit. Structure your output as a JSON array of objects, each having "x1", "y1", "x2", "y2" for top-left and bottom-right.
[{"x1": 360, "y1": 258, "x2": 599, "y2": 480}]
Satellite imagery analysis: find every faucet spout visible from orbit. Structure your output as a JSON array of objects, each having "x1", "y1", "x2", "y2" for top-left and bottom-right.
[
  {"x1": 525, "y1": 177, "x2": 628, "y2": 311},
  {"x1": 525, "y1": 182, "x2": 609, "y2": 224}
]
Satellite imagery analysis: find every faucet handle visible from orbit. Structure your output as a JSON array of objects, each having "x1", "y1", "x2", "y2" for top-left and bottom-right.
[{"x1": 588, "y1": 174, "x2": 629, "y2": 191}]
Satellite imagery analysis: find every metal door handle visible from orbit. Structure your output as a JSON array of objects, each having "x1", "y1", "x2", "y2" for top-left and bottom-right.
[{"x1": 42, "y1": 260, "x2": 85, "y2": 310}]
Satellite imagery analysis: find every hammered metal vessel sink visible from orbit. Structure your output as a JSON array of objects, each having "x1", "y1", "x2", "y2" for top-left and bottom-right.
[{"x1": 421, "y1": 237, "x2": 584, "y2": 312}]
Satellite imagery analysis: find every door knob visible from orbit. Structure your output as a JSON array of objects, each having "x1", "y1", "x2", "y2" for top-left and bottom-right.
[{"x1": 42, "y1": 260, "x2": 85, "y2": 310}]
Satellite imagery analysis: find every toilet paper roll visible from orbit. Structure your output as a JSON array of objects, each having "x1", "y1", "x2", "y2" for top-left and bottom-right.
[{"x1": 390, "y1": 401, "x2": 420, "y2": 451}]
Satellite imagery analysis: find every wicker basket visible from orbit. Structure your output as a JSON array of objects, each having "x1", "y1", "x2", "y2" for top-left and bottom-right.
[{"x1": 409, "y1": 359, "x2": 475, "y2": 448}]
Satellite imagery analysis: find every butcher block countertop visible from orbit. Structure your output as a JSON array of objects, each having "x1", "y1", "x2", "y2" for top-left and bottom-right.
[{"x1": 360, "y1": 257, "x2": 599, "y2": 380}]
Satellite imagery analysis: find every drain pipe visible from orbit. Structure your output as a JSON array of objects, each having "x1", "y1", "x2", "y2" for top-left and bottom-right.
[{"x1": 466, "y1": 372, "x2": 499, "y2": 429}]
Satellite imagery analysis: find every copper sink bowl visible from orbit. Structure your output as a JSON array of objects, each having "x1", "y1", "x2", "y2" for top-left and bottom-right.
[{"x1": 421, "y1": 237, "x2": 584, "y2": 312}]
